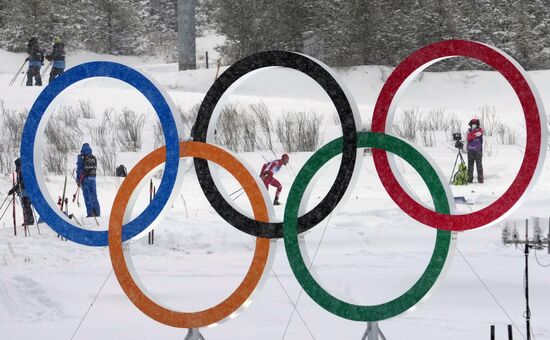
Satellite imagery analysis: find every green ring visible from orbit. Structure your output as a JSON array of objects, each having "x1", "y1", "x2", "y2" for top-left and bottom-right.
[{"x1": 283, "y1": 132, "x2": 453, "y2": 321}]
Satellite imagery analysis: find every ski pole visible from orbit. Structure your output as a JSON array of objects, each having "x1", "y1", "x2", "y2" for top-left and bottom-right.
[
  {"x1": 9, "y1": 60, "x2": 27, "y2": 86},
  {"x1": 16, "y1": 196, "x2": 29, "y2": 237},
  {"x1": 232, "y1": 190, "x2": 245, "y2": 201},
  {"x1": 12, "y1": 171, "x2": 17, "y2": 236},
  {"x1": 31, "y1": 206, "x2": 41, "y2": 235},
  {"x1": 17, "y1": 180, "x2": 29, "y2": 237},
  {"x1": 0, "y1": 197, "x2": 13, "y2": 221},
  {"x1": 74, "y1": 174, "x2": 83, "y2": 207},
  {"x1": 228, "y1": 187, "x2": 244, "y2": 197},
  {"x1": 20, "y1": 69, "x2": 27, "y2": 86},
  {"x1": 0, "y1": 194, "x2": 10, "y2": 213},
  {"x1": 72, "y1": 186, "x2": 81, "y2": 207},
  {"x1": 41, "y1": 62, "x2": 51, "y2": 79},
  {"x1": 148, "y1": 179, "x2": 154, "y2": 245}
]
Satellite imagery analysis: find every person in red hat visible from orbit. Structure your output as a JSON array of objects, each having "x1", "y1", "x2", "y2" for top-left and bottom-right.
[
  {"x1": 260, "y1": 154, "x2": 289, "y2": 205},
  {"x1": 467, "y1": 118, "x2": 484, "y2": 183}
]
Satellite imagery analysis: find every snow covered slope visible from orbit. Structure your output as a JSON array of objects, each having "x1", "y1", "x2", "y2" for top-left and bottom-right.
[{"x1": 0, "y1": 51, "x2": 549, "y2": 340}]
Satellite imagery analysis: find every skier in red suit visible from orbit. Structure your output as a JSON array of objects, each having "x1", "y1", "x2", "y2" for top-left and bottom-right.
[{"x1": 260, "y1": 154, "x2": 289, "y2": 205}]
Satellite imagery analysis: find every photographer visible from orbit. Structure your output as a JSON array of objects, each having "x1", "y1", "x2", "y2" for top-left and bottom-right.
[{"x1": 466, "y1": 118, "x2": 484, "y2": 183}]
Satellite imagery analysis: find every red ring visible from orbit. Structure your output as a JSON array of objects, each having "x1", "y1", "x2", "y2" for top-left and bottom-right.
[{"x1": 371, "y1": 40, "x2": 544, "y2": 231}]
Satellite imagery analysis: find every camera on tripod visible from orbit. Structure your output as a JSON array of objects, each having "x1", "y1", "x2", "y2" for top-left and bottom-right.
[
  {"x1": 452, "y1": 132, "x2": 464, "y2": 149},
  {"x1": 449, "y1": 132, "x2": 467, "y2": 185}
]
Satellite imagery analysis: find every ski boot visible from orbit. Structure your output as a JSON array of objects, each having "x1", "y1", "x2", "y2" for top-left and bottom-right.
[{"x1": 273, "y1": 196, "x2": 281, "y2": 206}]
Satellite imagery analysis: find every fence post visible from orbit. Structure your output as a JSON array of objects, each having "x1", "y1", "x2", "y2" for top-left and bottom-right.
[
  {"x1": 508, "y1": 325, "x2": 513, "y2": 340},
  {"x1": 205, "y1": 51, "x2": 209, "y2": 69},
  {"x1": 491, "y1": 325, "x2": 495, "y2": 340}
]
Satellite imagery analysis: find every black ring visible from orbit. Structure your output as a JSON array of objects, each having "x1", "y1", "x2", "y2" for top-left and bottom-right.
[{"x1": 193, "y1": 51, "x2": 358, "y2": 238}]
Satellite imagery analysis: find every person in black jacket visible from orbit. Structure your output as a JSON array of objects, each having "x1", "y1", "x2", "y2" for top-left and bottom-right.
[
  {"x1": 7, "y1": 158, "x2": 35, "y2": 225},
  {"x1": 45, "y1": 36, "x2": 65, "y2": 82},
  {"x1": 26, "y1": 37, "x2": 44, "y2": 86},
  {"x1": 76, "y1": 143, "x2": 100, "y2": 217}
]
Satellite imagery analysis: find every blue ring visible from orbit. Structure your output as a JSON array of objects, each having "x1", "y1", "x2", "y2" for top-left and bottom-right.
[{"x1": 21, "y1": 61, "x2": 180, "y2": 246}]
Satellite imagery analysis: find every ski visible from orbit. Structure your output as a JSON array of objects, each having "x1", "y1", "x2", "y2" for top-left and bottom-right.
[
  {"x1": 454, "y1": 196, "x2": 474, "y2": 206},
  {"x1": 12, "y1": 171, "x2": 16, "y2": 236},
  {"x1": 148, "y1": 179, "x2": 154, "y2": 245},
  {"x1": 57, "y1": 171, "x2": 68, "y2": 240},
  {"x1": 60, "y1": 171, "x2": 68, "y2": 212}
]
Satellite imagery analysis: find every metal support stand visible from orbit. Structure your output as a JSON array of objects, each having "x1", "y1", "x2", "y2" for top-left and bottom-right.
[
  {"x1": 184, "y1": 328, "x2": 205, "y2": 340},
  {"x1": 362, "y1": 322, "x2": 387, "y2": 340},
  {"x1": 449, "y1": 147, "x2": 466, "y2": 184},
  {"x1": 523, "y1": 223, "x2": 531, "y2": 340},
  {"x1": 502, "y1": 218, "x2": 550, "y2": 340}
]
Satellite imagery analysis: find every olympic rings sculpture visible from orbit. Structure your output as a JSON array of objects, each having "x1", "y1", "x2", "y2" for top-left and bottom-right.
[{"x1": 20, "y1": 40, "x2": 547, "y2": 330}]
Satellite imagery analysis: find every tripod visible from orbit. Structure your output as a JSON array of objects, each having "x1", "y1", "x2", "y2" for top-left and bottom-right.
[{"x1": 449, "y1": 146, "x2": 465, "y2": 184}]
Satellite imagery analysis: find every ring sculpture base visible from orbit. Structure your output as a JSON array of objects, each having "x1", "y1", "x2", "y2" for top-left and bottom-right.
[
  {"x1": 184, "y1": 328, "x2": 205, "y2": 340},
  {"x1": 362, "y1": 322, "x2": 386, "y2": 340}
]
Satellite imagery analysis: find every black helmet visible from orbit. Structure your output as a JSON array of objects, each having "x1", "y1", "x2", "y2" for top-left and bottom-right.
[{"x1": 468, "y1": 118, "x2": 480, "y2": 126}]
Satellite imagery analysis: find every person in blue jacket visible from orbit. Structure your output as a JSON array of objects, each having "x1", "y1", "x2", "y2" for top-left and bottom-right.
[
  {"x1": 25, "y1": 37, "x2": 44, "y2": 86},
  {"x1": 45, "y1": 36, "x2": 65, "y2": 82},
  {"x1": 76, "y1": 143, "x2": 101, "y2": 217}
]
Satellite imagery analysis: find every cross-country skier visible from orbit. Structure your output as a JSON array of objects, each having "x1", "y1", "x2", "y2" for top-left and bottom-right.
[
  {"x1": 7, "y1": 158, "x2": 34, "y2": 225},
  {"x1": 76, "y1": 143, "x2": 101, "y2": 217},
  {"x1": 25, "y1": 37, "x2": 44, "y2": 86},
  {"x1": 467, "y1": 118, "x2": 484, "y2": 183},
  {"x1": 260, "y1": 154, "x2": 289, "y2": 206},
  {"x1": 45, "y1": 36, "x2": 65, "y2": 82}
]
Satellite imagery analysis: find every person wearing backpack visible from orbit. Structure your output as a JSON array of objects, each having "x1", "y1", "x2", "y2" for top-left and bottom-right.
[
  {"x1": 26, "y1": 37, "x2": 44, "y2": 86},
  {"x1": 7, "y1": 158, "x2": 35, "y2": 225},
  {"x1": 76, "y1": 143, "x2": 100, "y2": 217},
  {"x1": 45, "y1": 36, "x2": 65, "y2": 82},
  {"x1": 115, "y1": 164, "x2": 127, "y2": 177}
]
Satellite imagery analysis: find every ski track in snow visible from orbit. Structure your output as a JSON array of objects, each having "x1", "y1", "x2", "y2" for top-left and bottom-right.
[{"x1": 0, "y1": 274, "x2": 64, "y2": 323}]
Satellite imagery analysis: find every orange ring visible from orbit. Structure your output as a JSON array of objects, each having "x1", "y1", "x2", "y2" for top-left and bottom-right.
[{"x1": 109, "y1": 141, "x2": 271, "y2": 328}]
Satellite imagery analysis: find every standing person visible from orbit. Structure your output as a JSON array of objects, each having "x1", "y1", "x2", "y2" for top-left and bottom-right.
[
  {"x1": 467, "y1": 118, "x2": 484, "y2": 183},
  {"x1": 76, "y1": 143, "x2": 101, "y2": 217},
  {"x1": 259, "y1": 154, "x2": 289, "y2": 205},
  {"x1": 45, "y1": 36, "x2": 65, "y2": 82},
  {"x1": 7, "y1": 158, "x2": 34, "y2": 225},
  {"x1": 25, "y1": 37, "x2": 44, "y2": 86}
]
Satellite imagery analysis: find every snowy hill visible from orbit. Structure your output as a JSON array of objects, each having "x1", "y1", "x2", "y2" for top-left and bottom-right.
[{"x1": 0, "y1": 51, "x2": 549, "y2": 340}]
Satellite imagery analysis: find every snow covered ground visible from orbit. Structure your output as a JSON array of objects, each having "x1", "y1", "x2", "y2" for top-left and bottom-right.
[{"x1": 0, "y1": 49, "x2": 549, "y2": 340}]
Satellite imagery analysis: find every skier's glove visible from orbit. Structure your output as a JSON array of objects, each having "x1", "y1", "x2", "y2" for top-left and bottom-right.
[
  {"x1": 7, "y1": 188, "x2": 14, "y2": 195},
  {"x1": 475, "y1": 132, "x2": 482, "y2": 137}
]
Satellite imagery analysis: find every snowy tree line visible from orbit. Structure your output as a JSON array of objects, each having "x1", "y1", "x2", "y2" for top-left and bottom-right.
[
  {"x1": 1, "y1": 0, "x2": 550, "y2": 69},
  {"x1": 0, "y1": 0, "x2": 182, "y2": 59},
  {"x1": 203, "y1": 0, "x2": 550, "y2": 70}
]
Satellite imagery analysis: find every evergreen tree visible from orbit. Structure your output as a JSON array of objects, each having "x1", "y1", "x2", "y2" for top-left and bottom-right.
[{"x1": 0, "y1": 0, "x2": 52, "y2": 51}]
